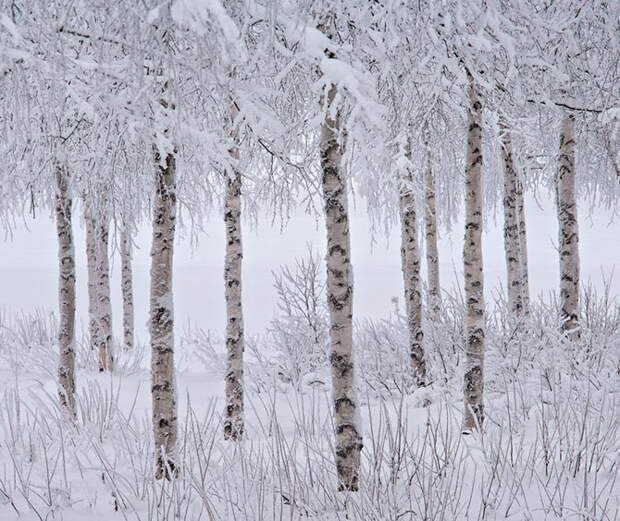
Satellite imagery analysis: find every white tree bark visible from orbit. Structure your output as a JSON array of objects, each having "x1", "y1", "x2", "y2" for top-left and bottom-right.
[
  {"x1": 516, "y1": 173, "x2": 530, "y2": 313},
  {"x1": 424, "y1": 146, "x2": 441, "y2": 318},
  {"x1": 462, "y1": 75, "x2": 485, "y2": 433},
  {"x1": 399, "y1": 138, "x2": 426, "y2": 388},
  {"x1": 151, "y1": 150, "x2": 178, "y2": 479},
  {"x1": 556, "y1": 115, "x2": 580, "y2": 338},
  {"x1": 121, "y1": 225, "x2": 134, "y2": 351},
  {"x1": 319, "y1": 78, "x2": 363, "y2": 491},
  {"x1": 55, "y1": 166, "x2": 76, "y2": 417},
  {"x1": 95, "y1": 210, "x2": 113, "y2": 371},
  {"x1": 83, "y1": 196, "x2": 100, "y2": 356},
  {"x1": 224, "y1": 102, "x2": 245, "y2": 441},
  {"x1": 501, "y1": 122, "x2": 524, "y2": 316}
]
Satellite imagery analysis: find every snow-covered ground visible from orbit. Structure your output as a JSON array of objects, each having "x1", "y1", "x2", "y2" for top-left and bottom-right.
[
  {"x1": 0, "y1": 293, "x2": 618, "y2": 520},
  {"x1": 0, "y1": 191, "x2": 618, "y2": 520}
]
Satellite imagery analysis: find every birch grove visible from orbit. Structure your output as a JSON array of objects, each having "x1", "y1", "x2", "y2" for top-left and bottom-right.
[
  {"x1": 556, "y1": 115, "x2": 580, "y2": 338},
  {"x1": 462, "y1": 75, "x2": 485, "y2": 432},
  {"x1": 0, "y1": 2, "x2": 617, "y2": 514}
]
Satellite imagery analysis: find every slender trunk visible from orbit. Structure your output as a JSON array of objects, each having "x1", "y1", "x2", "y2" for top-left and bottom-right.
[
  {"x1": 55, "y1": 166, "x2": 76, "y2": 416},
  {"x1": 224, "y1": 102, "x2": 245, "y2": 441},
  {"x1": 151, "y1": 150, "x2": 177, "y2": 479},
  {"x1": 424, "y1": 146, "x2": 441, "y2": 317},
  {"x1": 556, "y1": 115, "x2": 580, "y2": 338},
  {"x1": 500, "y1": 122, "x2": 524, "y2": 316},
  {"x1": 462, "y1": 74, "x2": 485, "y2": 432},
  {"x1": 83, "y1": 196, "x2": 99, "y2": 354},
  {"x1": 121, "y1": 225, "x2": 135, "y2": 350},
  {"x1": 121, "y1": 223, "x2": 134, "y2": 350},
  {"x1": 320, "y1": 81, "x2": 362, "y2": 491},
  {"x1": 96, "y1": 213, "x2": 113, "y2": 371},
  {"x1": 399, "y1": 138, "x2": 426, "y2": 387},
  {"x1": 516, "y1": 173, "x2": 530, "y2": 313}
]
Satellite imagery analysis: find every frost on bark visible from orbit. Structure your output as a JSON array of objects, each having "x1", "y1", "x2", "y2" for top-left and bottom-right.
[
  {"x1": 55, "y1": 166, "x2": 76, "y2": 417},
  {"x1": 318, "y1": 61, "x2": 363, "y2": 489},
  {"x1": 95, "y1": 210, "x2": 113, "y2": 371},
  {"x1": 83, "y1": 196, "x2": 99, "y2": 356},
  {"x1": 224, "y1": 101, "x2": 245, "y2": 442},
  {"x1": 121, "y1": 225, "x2": 135, "y2": 351},
  {"x1": 462, "y1": 75, "x2": 485, "y2": 433},
  {"x1": 500, "y1": 121, "x2": 524, "y2": 316},
  {"x1": 516, "y1": 173, "x2": 530, "y2": 313},
  {"x1": 399, "y1": 137, "x2": 426, "y2": 388},
  {"x1": 556, "y1": 115, "x2": 580, "y2": 339},
  {"x1": 424, "y1": 145, "x2": 441, "y2": 318},
  {"x1": 150, "y1": 150, "x2": 178, "y2": 480}
]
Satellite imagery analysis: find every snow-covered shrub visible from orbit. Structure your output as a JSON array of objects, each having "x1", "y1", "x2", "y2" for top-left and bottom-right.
[{"x1": 254, "y1": 246, "x2": 330, "y2": 389}]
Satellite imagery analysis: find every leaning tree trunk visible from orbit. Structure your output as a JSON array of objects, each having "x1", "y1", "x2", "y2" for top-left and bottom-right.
[
  {"x1": 151, "y1": 150, "x2": 178, "y2": 480},
  {"x1": 320, "y1": 81, "x2": 362, "y2": 491},
  {"x1": 516, "y1": 172, "x2": 530, "y2": 313},
  {"x1": 556, "y1": 114, "x2": 580, "y2": 338},
  {"x1": 500, "y1": 122, "x2": 524, "y2": 316},
  {"x1": 95, "y1": 212, "x2": 113, "y2": 371},
  {"x1": 399, "y1": 138, "x2": 426, "y2": 388},
  {"x1": 424, "y1": 146, "x2": 441, "y2": 318},
  {"x1": 223, "y1": 102, "x2": 245, "y2": 441},
  {"x1": 55, "y1": 166, "x2": 76, "y2": 417},
  {"x1": 462, "y1": 75, "x2": 485, "y2": 433},
  {"x1": 83, "y1": 196, "x2": 100, "y2": 355},
  {"x1": 120, "y1": 225, "x2": 135, "y2": 351}
]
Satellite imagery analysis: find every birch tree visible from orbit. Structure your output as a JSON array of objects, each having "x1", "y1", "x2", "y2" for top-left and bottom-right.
[
  {"x1": 83, "y1": 196, "x2": 100, "y2": 359},
  {"x1": 149, "y1": 13, "x2": 178, "y2": 479},
  {"x1": 95, "y1": 199, "x2": 114, "y2": 371},
  {"x1": 462, "y1": 73, "x2": 485, "y2": 432},
  {"x1": 556, "y1": 115, "x2": 580, "y2": 338},
  {"x1": 516, "y1": 172, "x2": 530, "y2": 312},
  {"x1": 120, "y1": 223, "x2": 134, "y2": 351},
  {"x1": 399, "y1": 137, "x2": 426, "y2": 388},
  {"x1": 500, "y1": 121, "x2": 524, "y2": 316},
  {"x1": 55, "y1": 165, "x2": 76, "y2": 416},
  {"x1": 317, "y1": 12, "x2": 363, "y2": 491},
  {"x1": 424, "y1": 145, "x2": 441, "y2": 318},
  {"x1": 223, "y1": 101, "x2": 245, "y2": 441},
  {"x1": 150, "y1": 145, "x2": 177, "y2": 479}
]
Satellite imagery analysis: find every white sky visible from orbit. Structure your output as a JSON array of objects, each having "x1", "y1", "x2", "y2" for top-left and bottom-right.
[{"x1": 0, "y1": 188, "x2": 618, "y2": 344}]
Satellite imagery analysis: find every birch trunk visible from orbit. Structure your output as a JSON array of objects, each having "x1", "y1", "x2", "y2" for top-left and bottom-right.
[
  {"x1": 151, "y1": 151, "x2": 178, "y2": 479},
  {"x1": 121, "y1": 226, "x2": 135, "y2": 350},
  {"x1": 224, "y1": 102, "x2": 245, "y2": 441},
  {"x1": 95, "y1": 213, "x2": 113, "y2": 371},
  {"x1": 55, "y1": 166, "x2": 76, "y2": 416},
  {"x1": 516, "y1": 174, "x2": 530, "y2": 313},
  {"x1": 500, "y1": 122, "x2": 524, "y2": 316},
  {"x1": 320, "y1": 81, "x2": 362, "y2": 491},
  {"x1": 83, "y1": 196, "x2": 99, "y2": 355},
  {"x1": 399, "y1": 139, "x2": 426, "y2": 388},
  {"x1": 424, "y1": 147, "x2": 441, "y2": 317},
  {"x1": 556, "y1": 115, "x2": 580, "y2": 338},
  {"x1": 462, "y1": 75, "x2": 485, "y2": 432}
]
